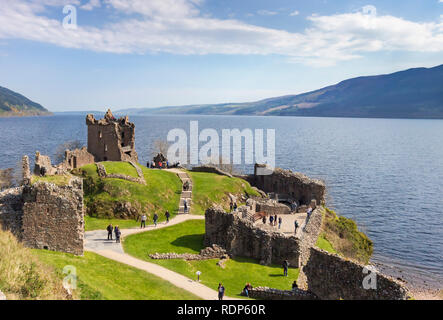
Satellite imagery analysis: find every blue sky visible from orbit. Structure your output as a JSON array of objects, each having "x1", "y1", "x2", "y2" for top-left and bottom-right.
[{"x1": 0, "y1": 0, "x2": 442, "y2": 112}]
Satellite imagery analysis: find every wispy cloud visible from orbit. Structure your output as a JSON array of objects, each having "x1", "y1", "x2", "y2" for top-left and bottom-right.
[
  {"x1": 80, "y1": 0, "x2": 101, "y2": 11},
  {"x1": 0, "y1": 0, "x2": 442, "y2": 67},
  {"x1": 290, "y1": 10, "x2": 300, "y2": 16},
  {"x1": 257, "y1": 9, "x2": 278, "y2": 16}
]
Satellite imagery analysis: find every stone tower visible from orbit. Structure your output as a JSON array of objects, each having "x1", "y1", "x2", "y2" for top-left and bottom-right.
[{"x1": 86, "y1": 109, "x2": 138, "y2": 163}]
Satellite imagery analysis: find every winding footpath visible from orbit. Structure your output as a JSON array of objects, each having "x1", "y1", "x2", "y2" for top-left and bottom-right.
[{"x1": 84, "y1": 168, "x2": 238, "y2": 300}]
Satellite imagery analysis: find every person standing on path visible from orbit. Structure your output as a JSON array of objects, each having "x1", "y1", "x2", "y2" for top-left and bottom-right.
[
  {"x1": 274, "y1": 214, "x2": 278, "y2": 226},
  {"x1": 278, "y1": 217, "x2": 282, "y2": 229},
  {"x1": 269, "y1": 215, "x2": 274, "y2": 226},
  {"x1": 153, "y1": 213, "x2": 159, "y2": 227},
  {"x1": 106, "y1": 224, "x2": 113, "y2": 240},
  {"x1": 114, "y1": 225, "x2": 121, "y2": 243},
  {"x1": 283, "y1": 259, "x2": 289, "y2": 277},
  {"x1": 141, "y1": 214, "x2": 147, "y2": 229},
  {"x1": 233, "y1": 202, "x2": 237, "y2": 212},
  {"x1": 184, "y1": 199, "x2": 188, "y2": 214},
  {"x1": 262, "y1": 216, "x2": 266, "y2": 225},
  {"x1": 294, "y1": 220, "x2": 299, "y2": 234},
  {"x1": 218, "y1": 283, "x2": 225, "y2": 300},
  {"x1": 165, "y1": 210, "x2": 170, "y2": 224}
]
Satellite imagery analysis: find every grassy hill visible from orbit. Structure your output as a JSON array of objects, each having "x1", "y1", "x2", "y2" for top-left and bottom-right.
[
  {"x1": 121, "y1": 64, "x2": 443, "y2": 119},
  {"x1": 74, "y1": 162, "x2": 182, "y2": 231},
  {"x1": 0, "y1": 86, "x2": 51, "y2": 117},
  {"x1": 189, "y1": 171, "x2": 261, "y2": 215}
]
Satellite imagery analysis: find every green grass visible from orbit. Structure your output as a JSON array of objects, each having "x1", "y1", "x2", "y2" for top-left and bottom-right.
[
  {"x1": 76, "y1": 163, "x2": 182, "y2": 228},
  {"x1": 31, "y1": 174, "x2": 71, "y2": 186},
  {"x1": 33, "y1": 250, "x2": 200, "y2": 300},
  {"x1": 189, "y1": 171, "x2": 261, "y2": 215},
  {"x1": 124, "y1": 220, "x2": 299, "y2": 298},
  {"x1": 316, "y1": 234, "x2": 337, "y2": 254},
  {"x1": 102, "y1": 161, "x2": 139, "y2": 178}
]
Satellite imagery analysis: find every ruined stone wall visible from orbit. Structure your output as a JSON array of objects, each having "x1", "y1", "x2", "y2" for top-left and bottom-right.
[
  {"x1": 86, "y1": 110, "x2": 138, "y2": 163},
  {"x1": 252, "y1": 164, "x2": 326, "y2": 206},
  {"x1": 297, "y1": 207, "x2": 325, "y2": 289},
  {"x1": 192, "y1": 165, "x2": 233, "y2": 178},
  {"x1": 34, "y1": 151, "x2": 56, "y2": 176},
  {"x1": 64, "y1": 147, "x2": 94, "y2": 170},
  {"x1": 301, "y1": 247, "x2": 410, "y2": 300},
  {"x1": 0, "y1": 187, "x2": 24, "y2": 239},
  {"x1": 255, "y1": 200, "x2": 291, "y2": 215},
  {"x1": 205, "y1": 207, "x2": 301, "y2": 266},
  {"x1": 21, "y1": 177, "x2": 85, "y2": 256},
  {"x1": 248, "y1": 287, "x2": 317, "y2": 300}
]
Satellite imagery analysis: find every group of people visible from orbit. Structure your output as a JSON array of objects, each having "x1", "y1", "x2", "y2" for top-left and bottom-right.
[
  {"x1": 229, "y1": 201, "x2": 238, "y2": 212},
  {"x1": 262, "y1": 214, "x2": 283, "y2": 229},
  {"x1": 147, "y1": 161, "x2": 181, "y2": 169},
  {"x1": 140, "y1": 211, "x2": 171, "y2": 228},
  {"x1": 106, "y1": 224, "x2": 121, "y2": 243}
]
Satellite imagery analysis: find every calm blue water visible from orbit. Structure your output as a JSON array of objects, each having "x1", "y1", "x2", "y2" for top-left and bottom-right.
[{"x1": 1, "y1": 114, "x2": 442, "y2": 289}]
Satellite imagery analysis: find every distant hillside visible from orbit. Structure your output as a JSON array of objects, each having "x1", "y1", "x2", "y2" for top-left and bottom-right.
[
  {"x1": 120, "y1": 64, "x2": 443, "y2": 119},
  {"x1": 0, "y1": 86, "x2": 51, "y2": 117}
]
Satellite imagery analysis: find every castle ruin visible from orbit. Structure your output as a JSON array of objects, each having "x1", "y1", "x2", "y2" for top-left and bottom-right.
[{"x1": 86, "y1": 109, "x2": 138, "y2": 163}]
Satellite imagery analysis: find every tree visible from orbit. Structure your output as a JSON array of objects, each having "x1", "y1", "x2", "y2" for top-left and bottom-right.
[
  {"x1": 151, "y1": 139, "x2": 170, "y2": 157},
  {"x1": 54, "y1": 140, "x2": 83, "y2": 164}
]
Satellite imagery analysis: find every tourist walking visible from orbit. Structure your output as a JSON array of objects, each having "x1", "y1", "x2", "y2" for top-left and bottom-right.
[
  {"x1": 114, "y1": 225, "x2": 121, "y2": 243},
  {"x1": 283, "y1": 260, "x2": 289, "y2": 276},
  {"x1": 153, "y1": 213, "x2": 158, "y2": 227},
  {"x1": 291, "y1": 201, "x2": 298, "y2": 212},
  {"x1": 106, "y1": 224, "x2": 113, "y2": 240},
  {"x1": 262, "y1": 216, "x2": 267, "y2": 225},
  {"x1": 269, "y1": 215, "x2": 274, "y2": 226},
  {"x1": 278, "y1": 217, "x2": 282, "y2": 229},
  {"x1": 140, "y1": 214, "x2": 147, "y2": 229},
  {"x1": 233, "y1": 202, "x2": 238, "y2": 212},
  {"x1": 218, "y1": 283, "x2": 225, "y2": 300},
  {"x1": 165, "y1": 210, "x2": 170, "y2": 223},
  {"x1": 274, "y1": 214, "x2": 278, "y2": 226}
]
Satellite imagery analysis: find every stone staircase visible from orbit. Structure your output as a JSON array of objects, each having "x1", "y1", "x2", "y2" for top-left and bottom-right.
[{"x1": 176, "y1": 171, "x2": 193, "y2": 215}]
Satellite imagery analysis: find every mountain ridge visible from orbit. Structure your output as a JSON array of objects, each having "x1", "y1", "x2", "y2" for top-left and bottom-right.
[
  {"x1": 0, "y1": 86, "x2": 51, "y2": 117},
  {"x1": 118, "y1": 64, "x2": 443, "y2": 119}
]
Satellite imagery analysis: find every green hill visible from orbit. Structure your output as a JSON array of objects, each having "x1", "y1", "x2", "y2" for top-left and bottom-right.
[{"x1": 0, "y1": 86, "x2": 51, "y2": 117}]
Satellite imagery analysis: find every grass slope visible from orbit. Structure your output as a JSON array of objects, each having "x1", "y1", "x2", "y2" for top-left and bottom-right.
[
  {"x1": 76, "y1": 163, "x2": 182, "y2": 231},
  {"x1": 189, "y1": 171, "x2": 260, "y2": 215},
  {"x1": 124, "y1": 220, "x2": 299, "y2": 298},
  {"x1": 102, "y1": 161, "x2": 139, "y2": 178},
  {"x1": 319, "y1": 208, "x2": 373, "y2": 264},
  {"x1": 0, "y1": 229, "x2": 67, "y2": 300},
  {"x1": 34, "y1": 250, "x2": 200, "y2": 300}
]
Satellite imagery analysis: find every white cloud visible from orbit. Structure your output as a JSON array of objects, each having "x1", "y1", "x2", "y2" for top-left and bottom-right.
[
  {"x1": 80, "y1": 0, "x2": 101, "y2": 11},
  {"x1": 257, "y1": 10, "x2": 278, "y2": 16},
  {"x1": 290, "y1": 10, "x2": 299, "y2": 16},
  {"x1": 0, "y1": 1, "x2": 442, "y2": 66}
]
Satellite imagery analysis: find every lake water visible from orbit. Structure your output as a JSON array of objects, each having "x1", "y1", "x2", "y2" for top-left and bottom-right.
[{"x1": 0, "y1": 114, "x2": 442, "y2": 289}]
